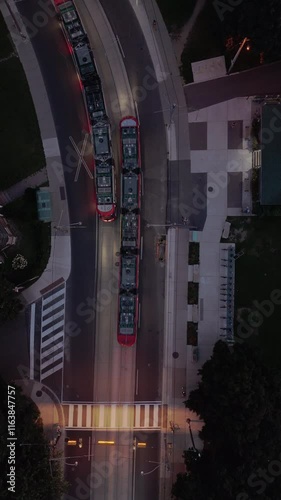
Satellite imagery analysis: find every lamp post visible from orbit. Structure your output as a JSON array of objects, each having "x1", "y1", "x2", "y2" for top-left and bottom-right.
[
  {"x1": 141, "y1": 464, "x2": 161, "y2": 476},
  {"x1": 227, "y1": 37, "x2": 250, "y2": 74},
  {"x1": 132, "y1": 438, "x2": 137, "y2": 500},
  {"x1": 146, "y1": 220, "x2": 189, "y2": 228},
  {"x1": 13, "y1": 275, "x2": 39, "y2": 292},
  {"x1": 141, "y1": 460, "x2": 170, "y2": 476},
  {"x1": 154, "y1": 103, "x2": 184, "y2": 128},
  {"x1": 49, "y1": 458, "x2": 78, "y2": 477},
  {"x1": 54, "y1": 221, "x2": 86, "y2": 231}
]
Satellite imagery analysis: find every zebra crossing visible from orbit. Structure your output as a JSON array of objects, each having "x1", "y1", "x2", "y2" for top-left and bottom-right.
[
  {"x1": 62, "y1": 403, "x2": 167, "y2": 430},
  {"x1": 40, "y1": 282, "x2": 66, "y2": 381}
]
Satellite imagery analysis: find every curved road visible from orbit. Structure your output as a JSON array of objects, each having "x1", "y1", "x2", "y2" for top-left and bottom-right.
[{"x1": 18, "y1": 0, "x2": 97, "y2": 401}]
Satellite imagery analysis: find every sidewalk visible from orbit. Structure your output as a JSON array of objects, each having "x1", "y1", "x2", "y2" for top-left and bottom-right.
[
  {"x1": 131, "y1": 0, "x2": 190, "y2": 162},
  {"x1": 128, "y1": 2, "x2": 196, "y2": 494},
  {"x1": 162, "y1": 228, "x2": 204, "y2": 496},
  {"x1": 16, "y1": 378, "x2": 65, "y2": 453},
  {"x1": 0, "y1": 0, "x2": 71, "y2": 304}
]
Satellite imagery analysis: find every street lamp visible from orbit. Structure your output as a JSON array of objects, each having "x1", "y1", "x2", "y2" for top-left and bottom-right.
[
  {"x1": 153, "y1": 103, "x2": 181, "y2": 127},
  {"x1": 141, "y1": 464, "x2": 161, "y2": 476},
  {"x1": 54, "y1": 222, "x2": 86, "y2": 231},
  {"x1": 13, "y1": 275, "x2": 39, "y2": 292},
  {"x1": 49, "y1": 458, "x2": 78, "y2": 477},
  {"x1": 146, "y1": 219, "x2": 189, "y2": 228},
  {"x1": 141, "y1": 460, "x2": 170, "y2": 476},
  {"x1": 227, "y1": 37, "x2": 250, "y2": 74}
]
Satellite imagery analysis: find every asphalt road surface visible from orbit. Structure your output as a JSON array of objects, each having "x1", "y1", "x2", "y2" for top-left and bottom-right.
[
  {"x1": 99, "y1": 0, "x2": 167, "y2": 403},
  {"x1": 17, "y1": 0, "x2": 97, "y2": 401},
  {"x1": 64, "y1": 429, "x2": 160, "y2": 500}
]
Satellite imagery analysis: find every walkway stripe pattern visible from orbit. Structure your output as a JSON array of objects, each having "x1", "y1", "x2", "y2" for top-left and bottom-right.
[
  {"x1": 40, "y1": 282, "x2": 66, "y2": 381},
  {"x1": 62, "y1": 403, "x2": 167, "y2": 430}
]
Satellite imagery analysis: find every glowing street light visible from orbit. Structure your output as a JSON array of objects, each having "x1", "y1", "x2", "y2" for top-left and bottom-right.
[{"x1": 227, "y1": 37, "x2": 250, "y2": 74}]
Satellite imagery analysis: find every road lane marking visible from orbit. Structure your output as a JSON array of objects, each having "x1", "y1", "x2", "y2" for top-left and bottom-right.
[
  {"x1": 63, "y1": 403, "x2": 163, "y2": 429},
  {"x1": 88, "y1": 437, "x2": 91, "y2": 461},
  {"x1": 138, "y1": 303, "x2": 141, "y2": 328},
  {"x1": 115, "y1": 34, "x2": 125, "y2": 58},
  {"x1": 135, "y1": 369, "x2": 139, "y2": 396},
  {"x1": 29, "y1": 303, "x2": 36, "y2": 380},
  {"x1": 140, "y1": 236, "x2": 143, "y2": 260}
]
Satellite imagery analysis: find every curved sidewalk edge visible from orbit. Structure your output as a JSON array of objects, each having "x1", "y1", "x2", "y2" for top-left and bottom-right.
[
  {"x1": 0, "y1": 0, "x2": 71, "y2": 304},
  {"x1": 129, "y1": 0, "x2": 191, "y2": 162},
  {"x1": 16, "y1": 378, "x2": 65, "y2": 452}
]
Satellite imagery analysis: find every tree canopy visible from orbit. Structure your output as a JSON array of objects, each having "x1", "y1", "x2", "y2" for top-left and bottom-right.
[
  {"x1": 172, "y1": 341, "x2": 281, "y2": 499},
  {"x1": 0, "y1": 277, "x2": 23, "y2": 323},
  {"x1": 0, "y1": 378, "x2": 67, "y2": 499}
]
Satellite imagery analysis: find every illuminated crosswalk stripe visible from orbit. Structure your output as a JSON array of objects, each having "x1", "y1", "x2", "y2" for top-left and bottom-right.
[
  {"x1": 42, "y1": 287, "x2": 65, "y2": 307},
  {"x1": 42, "y1": 298, "x2": 65, "y2": 316},
  {"x1": 63, "y1": 403, "x2": 166, "y2": 429},
  {"x1": 40, "y1": 283, "x2": 66, "y2": 381}
]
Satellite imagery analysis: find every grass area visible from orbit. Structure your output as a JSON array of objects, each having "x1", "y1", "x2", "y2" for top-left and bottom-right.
[
  {"x1": 188, "y1": 242, "x2": 200, "y2": 265},
  {"x1": 0, "y1": 13, "x2": 45, "y2": 189},
  {"x1": 2, "y1": 189, "x2": 51, "y2": 285},
  {"x1": 188, "y1": 282, "x2": 199, "y2": 304},
  {"x1": 180, "y1": 1, "x2": 224, "y2": 83},
  {"x1": 227, "y1": 216, "x2": 281, "y2": 368},
  {"x1": 157, "y1": 0, "x2": 196, "y2": 31}
]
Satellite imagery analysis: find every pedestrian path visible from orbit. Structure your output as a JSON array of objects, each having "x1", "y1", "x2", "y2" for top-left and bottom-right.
[
  {"x1": 29, "y1": 280, "x2": 66, "y2": 382},
  {"x1": 62, "y1": 402, "x2": 167, "y2": 430},
  {"x1": 40, "y1": 282, "x2": 66, "y2": 381}
]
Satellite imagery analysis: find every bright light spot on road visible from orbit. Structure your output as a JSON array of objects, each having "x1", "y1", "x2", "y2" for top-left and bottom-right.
[{"x1": 97, "y1": 440, "x2": 115, "y2": 445}]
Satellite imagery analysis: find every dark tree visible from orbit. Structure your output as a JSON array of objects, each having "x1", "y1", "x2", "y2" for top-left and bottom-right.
[
  {"x1": 0, "y1": 378, "x2": 67, "y2": 499},
  {"x1": 172, "y1": 341, "x2": 281, "y2": 499},
  {"x1": 0, "y1": 278, "x2": 23, "y2": 323}
]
